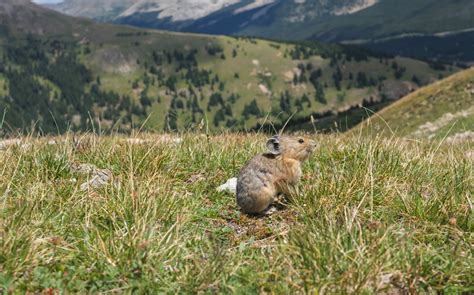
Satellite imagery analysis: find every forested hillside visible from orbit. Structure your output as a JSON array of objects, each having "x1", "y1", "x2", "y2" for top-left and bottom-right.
[
  {"x1": 0, "y1": 36, "x2": 126, "y2": 133},
  {"x1": 0, "y1": 0, "x2": 457, "y2": 134}
]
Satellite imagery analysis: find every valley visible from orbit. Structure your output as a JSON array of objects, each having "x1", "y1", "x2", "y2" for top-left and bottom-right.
[{"x1": 0, "y1": 0, "x2": 456, "y2": 134}]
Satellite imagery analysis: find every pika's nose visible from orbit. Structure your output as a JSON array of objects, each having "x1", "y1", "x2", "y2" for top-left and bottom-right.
[{"x1": 310, "y1": 140, "x2": 317, "y2": 147}]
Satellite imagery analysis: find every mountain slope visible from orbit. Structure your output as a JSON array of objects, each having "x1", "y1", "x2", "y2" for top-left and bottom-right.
[
  {"x1": 357, "y1": 68, "x2": 474, "y2": 139},
  {"x1": 47, "y1": 0, "x2": 379, "y2": 34},
  {"x1": 305, "y1": 0, "x2": 474, "y2": 41},
  {"x1": 235, "y1": 0, "x2": 474, "y2": 63},
  {"x1": 45, "y1": 0, "x2": 135, "y2": 21},
  {"x1": 48, "y1": 0, "x2": 278, "y2": 26},
  {"x1": 46, "y1": 0, "x2": 474, "y2": 63},
  {"x1": 0, "y1": 0, "x2": 456, "y2": 134}
]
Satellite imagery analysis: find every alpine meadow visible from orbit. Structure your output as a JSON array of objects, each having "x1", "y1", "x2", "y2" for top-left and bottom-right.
[{"x1": 0, "y1": 0, "x2": 473, "y2": 293}]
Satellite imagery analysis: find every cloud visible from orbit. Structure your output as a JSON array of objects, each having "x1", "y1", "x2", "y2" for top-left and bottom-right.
[{"x1": 32, "y1": 0, "x2": 64, "y2": 4}]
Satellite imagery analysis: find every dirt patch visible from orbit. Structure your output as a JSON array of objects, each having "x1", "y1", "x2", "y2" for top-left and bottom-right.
[
  {"x1": 214, "y1": 205, "x2": 297, "y2": 248},
  {"x1": 259, "y1": 84, "x2": 272, "y2": 96},
  {"x1": 411, "y1": 105, "x2": 474, "y2": 138},
  {"x1": 446, "y1": 131, "x2": 474, "y2": 143},
  {"x1": 93, "y1": 48, "x2": 138, "y2": 74}
]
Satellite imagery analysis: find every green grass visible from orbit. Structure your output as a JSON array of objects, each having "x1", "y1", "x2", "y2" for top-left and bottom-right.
[
  {"x1": 357, "y1": 67, "x2": 474, "y2": 138},
  {"x1": 33, "y1": 76, "x2": 62, "y2": 99},
  {"x1": 434, "y1": 115, "x2": 474, "y2": 140},
  {"x1": 0, "y1": 76, "x2": 6, "y2": 97},
  {"x1": 0, "y1": 133, "x2": 472, "y2": 293}
]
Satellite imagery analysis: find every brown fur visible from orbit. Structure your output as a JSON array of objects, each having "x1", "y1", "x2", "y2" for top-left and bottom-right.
[{"x1": 236, "y1": 135, "x2": 316, "y2": 214}]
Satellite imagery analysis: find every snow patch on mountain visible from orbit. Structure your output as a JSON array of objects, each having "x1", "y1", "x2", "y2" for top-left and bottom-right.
[
  {"x1": 49, "y1": 0, "x2": 136, "y2": 20},
  {"x1": 120, "y1": 0, "x2": 242, "y2": 21},
  {"x1": 285, "y1": 0, "x2": 378, "y2": 23},
  {"x1": 234, "y1": 0, "x2": 276, "y2": 14},
  {"x1": 333, "y1": 0, "x2": 378, "y2": 15}
]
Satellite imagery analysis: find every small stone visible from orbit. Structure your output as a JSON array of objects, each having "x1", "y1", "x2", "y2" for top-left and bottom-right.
[
  {"x1": 466, "y1": 151, "x2": 474, "y2": 161},
  {"x1": 80, "y1": 169, "x2": 112, "y2": 191},
  {"x1": 186, "y1": 173, "x2": 205, "y2": 184},
  {"x1": 264, "y1": 206, "x2": 277, "y2": 215},
  {"x1": 138, "y1": 241, "x2": 150, "y2": 250},
  {"x1": 0, "y1": 139, "x2": 22, "y2": 150},
  {"x1": 125, "y1": 138, "x2": 152, "y2": 145},
  {"x1": 70, "y1": 163, "x2": 98, "y2": 174},
  {"x1": 367, "y1": 220, "x2": 382, "y2": 230},
  {"x1": 449, "y1": 217, "x2": 457, "y2": 226},
  {"x1": 49, "y1": 236, "x2": 63, "y2": 246},
  {"x1": 70, "y1": 162, "x2": 113, "y2": 191}
]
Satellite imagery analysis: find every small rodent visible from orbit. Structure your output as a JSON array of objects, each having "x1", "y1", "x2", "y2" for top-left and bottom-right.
[{"x1": 236, "y1": 135, "x2": 316, "y2": 214}]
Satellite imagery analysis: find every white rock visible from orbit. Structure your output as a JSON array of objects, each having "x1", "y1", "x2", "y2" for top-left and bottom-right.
[
  {"x1": 446, "y1": 131, "x2": 474, "y2": 143},
  {"x1": 0, "y1": 139, "x2": 22, "y2": 150},
  {"x1": 124, "y1": 136, "x2": 182, "y2": 145},
  {"x1": 70, "y1": 162, "x2": 113, "y2": 191},
  {"x1": 259, "y1": 84, "x2": 272, "y2": 96},
  {"x1": 80, "y1": 169, "x2": 112, "y2": 191},
  {"x1": 172, "y1": 138, "x2": 183, "y2": 144},
  {"x1": 125, "y1": 138, "x2": 151, "y2": 145},
  {"x1": 217, "y1": 177, "x2": 238, "y2": 194},
  {"x1": 466, "y1": 151, "x2": 474, "y2": 161},
  {"x1": 70, "y1": 163, "x2": 99, "y2": 174}
]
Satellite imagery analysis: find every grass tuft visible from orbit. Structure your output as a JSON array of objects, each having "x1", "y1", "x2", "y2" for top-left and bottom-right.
[{"x1": 0, "y1": 133, "x2": 472, "y2": 293}]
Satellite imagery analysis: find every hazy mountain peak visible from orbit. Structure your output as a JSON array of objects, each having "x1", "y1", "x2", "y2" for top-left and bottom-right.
[
  {"x1": 44, "y1": 0, "x2": 381, "y2": 27},
  {"x1": 233, "y1": 0, "x2": 276, "y2": 14},
  {"x1": 46, "y1": 0, "x2": 136, "y2": 21},
  {"x1": 1, "y1": 0, "x2": 30, "y2": 9},
  {"x1": 280, "y1": 0, "x2": 378, "y2": 24},
  {"x1": 118, "y1": 0, "x2": 282, "y2": 21},
  {"x1": 333, "y1": 0, "x2": 378, "y2": 15}
]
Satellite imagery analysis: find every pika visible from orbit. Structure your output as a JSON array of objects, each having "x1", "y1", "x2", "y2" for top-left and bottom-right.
[{"x1": 236, "y1": 135, "x2": 316, "y2": 214}]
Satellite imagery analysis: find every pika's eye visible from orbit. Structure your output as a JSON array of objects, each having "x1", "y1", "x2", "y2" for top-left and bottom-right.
[{"x1": 298, "y1": 139, "x2": 304, "y2": 144}]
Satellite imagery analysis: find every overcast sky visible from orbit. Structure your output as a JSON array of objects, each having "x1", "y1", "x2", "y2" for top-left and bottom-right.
[{"x1": 33, "y1": 0, "x2": 64, "y2": 3}]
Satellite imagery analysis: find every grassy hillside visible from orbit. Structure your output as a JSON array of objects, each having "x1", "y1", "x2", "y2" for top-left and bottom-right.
[
  {"x1": 357, "y1": 67, "x2": 474, "y2": 139},
  {"x1": 0, "y1": 133, "x2": 472, "y2": 292},
  {"x1": 0, "y1": 0, "x2": 456, "y2": 134}
]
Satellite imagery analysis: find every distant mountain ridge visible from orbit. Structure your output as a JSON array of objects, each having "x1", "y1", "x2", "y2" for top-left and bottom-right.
[
  {"x1": 46, "y1": 0, "x2": 379, "y2": 32},
  {"x1": 44, "y1": 0, "x2": 474, "y2": 63},
  {"x1": 48, "y1": 0, "x2": 377, "y2": 22}
]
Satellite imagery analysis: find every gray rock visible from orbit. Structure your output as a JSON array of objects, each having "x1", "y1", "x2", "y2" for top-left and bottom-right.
[
  {"x1": 79, "y1": 169, "x2": 112, "y2": 191},
  {"x1": 70, "y1": 162, "x2": 113, "y2": 191}
]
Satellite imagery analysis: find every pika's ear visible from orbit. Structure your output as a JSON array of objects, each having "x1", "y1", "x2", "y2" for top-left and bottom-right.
[{"x1": 266, "y1": 136, "x2": 281, "y2": 155}]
